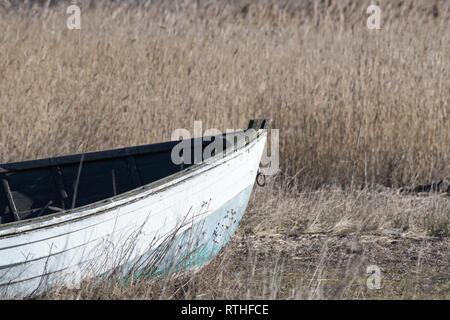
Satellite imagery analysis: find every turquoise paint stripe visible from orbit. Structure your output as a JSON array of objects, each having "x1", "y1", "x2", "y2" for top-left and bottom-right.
[{"x1": 119, "y1": 185, "x2": 254, "y2": 282}]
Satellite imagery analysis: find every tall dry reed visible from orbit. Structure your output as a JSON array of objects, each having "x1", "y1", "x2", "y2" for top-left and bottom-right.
[{"x1": 0, "y1": 0, "x2": 448, "y2": 187}]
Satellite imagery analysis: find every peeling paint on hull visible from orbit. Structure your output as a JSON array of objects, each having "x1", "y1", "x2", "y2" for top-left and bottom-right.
[
  {"x1": 119, "y1": 184, "x2": 253, "y2": 283},
  {"x1": 0, "y1": 132, "x2": 266, "y2": 298}
]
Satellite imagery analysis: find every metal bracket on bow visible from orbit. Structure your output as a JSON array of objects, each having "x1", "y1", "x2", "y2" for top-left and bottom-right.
[{"x1": 256, "y1": 168, "x2": 266, "y2": 187}]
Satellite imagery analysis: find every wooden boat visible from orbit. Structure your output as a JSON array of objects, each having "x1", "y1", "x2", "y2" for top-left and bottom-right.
[{"x1": 0, "y1": 119, "x2": 269, "y2": 298}]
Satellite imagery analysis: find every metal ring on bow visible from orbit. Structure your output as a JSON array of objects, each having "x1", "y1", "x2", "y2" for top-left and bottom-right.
[{"x1": 256, "y1": 168, "x2": 266, "y2": 187}]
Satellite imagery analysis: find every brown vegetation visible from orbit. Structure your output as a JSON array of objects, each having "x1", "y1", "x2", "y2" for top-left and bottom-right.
[{"x1": 0, "y1": 0, "x2": 448, "y2": 299}]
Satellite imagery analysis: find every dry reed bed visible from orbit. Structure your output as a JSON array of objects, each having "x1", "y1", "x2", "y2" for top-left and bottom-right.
[
  {"x1": 0, "y1": 0, "x2": 448, "y2": 187},
  {"x1": 0, "y1": 0, "x2": 449, "y2": 299}
]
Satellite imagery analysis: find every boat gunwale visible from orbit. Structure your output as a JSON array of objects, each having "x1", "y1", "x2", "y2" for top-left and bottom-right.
[
  {"x1": 0, "y1": 133, "x2": 228, "y2": 174},
  {"x1": 0, "y1": 129, "x2": 267, "y2": 238}
]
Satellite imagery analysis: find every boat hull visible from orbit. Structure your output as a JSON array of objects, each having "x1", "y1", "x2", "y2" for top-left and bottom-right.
[{"x1": 0, "y1": 131, "x2": 267, "y2": 298}]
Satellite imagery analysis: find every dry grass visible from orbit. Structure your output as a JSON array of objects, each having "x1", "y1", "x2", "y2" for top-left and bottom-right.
[
  {"x1": 0, "y1": 0, "x2": 449, "y2": 299},
  {"x1": 1, "y1": 0, "x2": 448, "y2": 187},
  {"x1": 42, "y1": 178, "x2": 450, "y2": 300}
]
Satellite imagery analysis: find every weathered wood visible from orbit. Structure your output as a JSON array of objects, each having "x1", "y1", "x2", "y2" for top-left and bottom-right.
[
  {"x1": 112, "y1": 169, "x2": 117, "y2": 196},
  {"x1": 1, "y1": 176, "x2": 20, "y2": 221},
  {"x1": 71, "y1": 154, "x2": 85, "y2": 209},
  {"x1": 51, "y1": 166, "x2": 68, "y2": 209},
  {"x1": 127, "y1": 156, "x2": 142, "y2": 187},
  {"x1": 36, "y1": 200, "x2": 53, "y2": 217},
  {"x1": 248, "y1": 119, "x2": 270, "y2": 130},
  {"x1": 48, "y1": 206, "x2": 64, "y2": 212}
]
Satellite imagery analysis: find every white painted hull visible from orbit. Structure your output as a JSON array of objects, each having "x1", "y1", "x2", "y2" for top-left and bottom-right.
[{"x1": 0, "y1": 131, "x2": 267, "y2": 298}]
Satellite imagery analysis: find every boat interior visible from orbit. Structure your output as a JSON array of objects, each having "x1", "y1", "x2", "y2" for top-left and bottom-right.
[{"x1": 0, "y1": 120, "x2": 268, "y2": 225}]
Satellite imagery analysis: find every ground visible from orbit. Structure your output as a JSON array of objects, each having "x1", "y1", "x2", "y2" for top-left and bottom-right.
[{"x1": 231, "y1": 227, "x2": 450, "y2": 299}]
